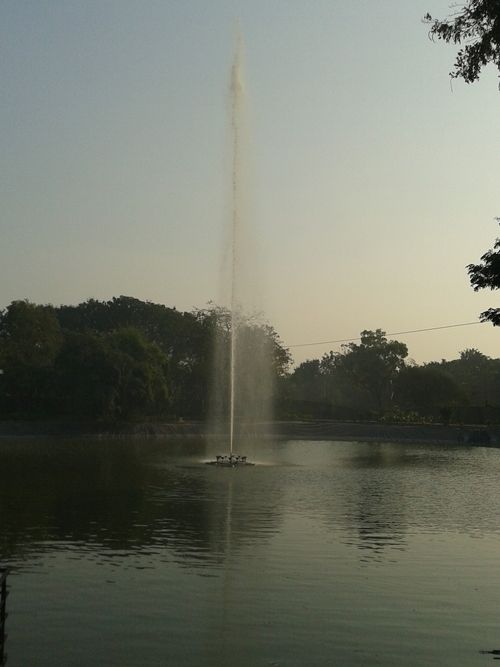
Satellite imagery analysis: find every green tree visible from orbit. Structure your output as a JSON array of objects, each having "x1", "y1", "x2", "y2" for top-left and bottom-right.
[
  {"x1": 467, "y1": 220, "x2": 500, "y2": 326},
  {"x1": 289, "y1": 360, "x2": 324, "y2": 402},
  {"x1": 424, "y1": 1, "x2": 500, "y2": 84},
  {"x1": 429, "y1": 348, "x2": 500, "y2": 407},
  {"x1": 425, "y1": 3, "x2": 500, "y2": 327},
  {"x1": 0, "y1": 296, "x2": 291, "y2": 422},
  {"x1": 0, "y1": 300, "x2": 62, "y2": 367},
  {"x1": 54, "y1": 331, "x2": 121, "y2": 418},
  {"x1": 395, "y1": 365, "x2": 463, "y2": 416},
  {"x1": 322, "y1": 330, "x2": 408, "y2": 413},
  {"x1": 55, "y1": 327, "x2": 169, "y2": 419},
  {"x1": 0, "y1": 300, "x2": 62, "y2": 415},
  {"x1": 284, "y1": 359, "x2": 333, "y2": 418},
  {"x1": 57, "y1": 296, "x2": 210, "y2": 418},
  {"x1": 106, "y1": 328, "x2": 169, "y2": 419}
]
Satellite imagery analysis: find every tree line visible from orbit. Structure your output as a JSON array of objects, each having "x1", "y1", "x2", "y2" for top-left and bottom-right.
[
  {"x1": 0, "y1": 296, "x2": 290, "y2": 421},
  {"x1": 0, "y1": 297, "x2": 499, "y2": 424},
  {"x1": 285, "y1": 329, "x2": 500, "y2": 424}
]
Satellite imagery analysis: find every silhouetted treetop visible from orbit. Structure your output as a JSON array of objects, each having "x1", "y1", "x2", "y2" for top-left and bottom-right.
[
  {"x1": 468, "y1": 238, "x2": 500, "y2": 290},
  {"x1": 425, "y1": 1, "x2": 500, "y2": 83},
  {"x1": 467, "y1": 222, "x2": 500, "y2": 325},
  {"x1": 320, "y1": 330, "x2": 408, "y2": 412},
  {"x1": 0, "y1": 300, "x2": 62, "y2": 368}
]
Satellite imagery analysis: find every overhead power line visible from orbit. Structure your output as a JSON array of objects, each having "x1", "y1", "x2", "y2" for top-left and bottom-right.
[{"x1": 288, "y1": 320, "x2": 484, "y2": 349}]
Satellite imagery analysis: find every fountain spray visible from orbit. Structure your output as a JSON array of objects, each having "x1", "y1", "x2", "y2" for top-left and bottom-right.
[
  {"x1": 208, "y1": 28, "x2": 264, "y2": 468},
  {"x1": 229, "y1": 32, "x2": 244, "y2": 456}
]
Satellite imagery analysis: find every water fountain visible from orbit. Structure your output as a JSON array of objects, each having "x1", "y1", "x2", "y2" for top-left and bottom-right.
[
  {"x1": 207, "y1": 32, "x2": 270, "y2": 467},
  {"x1": 226, "y1": 36, "x2": 246, "y2": 466}
]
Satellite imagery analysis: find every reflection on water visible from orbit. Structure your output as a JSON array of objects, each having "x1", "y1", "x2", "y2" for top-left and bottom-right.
[
  {"x1": 0, "y1": 439, "x2": 284, "y2": 570},
  {"x1": 2, "y1": 438, "x2": 500, "y2": 665}
]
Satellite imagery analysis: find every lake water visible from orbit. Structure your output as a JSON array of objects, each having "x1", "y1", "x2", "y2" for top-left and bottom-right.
[{"x1": 1, "y1": 437, "x2": 500, "y2": 666}]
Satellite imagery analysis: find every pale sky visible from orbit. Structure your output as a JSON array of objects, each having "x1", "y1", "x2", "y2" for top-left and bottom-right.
[{"x1": 1, "y1": 0, "x2": 499, "y2": 365}]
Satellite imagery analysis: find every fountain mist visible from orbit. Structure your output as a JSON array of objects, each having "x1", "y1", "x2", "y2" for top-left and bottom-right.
[
  {"x1": 208, "y1": 30, "x2": 274, "y2": 465},
  {"x1": 229, "y1": 35, "x2": 243, "y2": 455}
]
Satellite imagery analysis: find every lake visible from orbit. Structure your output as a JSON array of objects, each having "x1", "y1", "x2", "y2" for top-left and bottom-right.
[{"x1": 1, "y1": 437, "x2": 500, "y2": 666}]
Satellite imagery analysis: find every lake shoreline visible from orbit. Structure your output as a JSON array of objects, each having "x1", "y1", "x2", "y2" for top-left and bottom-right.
[{"x1": 0, "y1": 419, "x2": 497, "y2": 446}]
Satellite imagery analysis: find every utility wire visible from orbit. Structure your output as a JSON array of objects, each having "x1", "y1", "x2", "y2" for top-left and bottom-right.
[{"x1": 288, "y1": 320, "x2": 484, "y2": 349}]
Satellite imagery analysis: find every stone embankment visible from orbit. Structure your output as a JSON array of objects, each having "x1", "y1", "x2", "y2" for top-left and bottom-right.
[
  {"x1": 0, "y1": 419, "x2": 498, "y2": 445},
  {"x1": 273, "y1": 421, "x2": 499, "y2": 445}
]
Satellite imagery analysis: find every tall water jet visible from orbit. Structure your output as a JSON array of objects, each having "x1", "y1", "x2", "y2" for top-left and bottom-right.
[
  {"x1": 229, "y1": 34, "x2": 243, "y2": 457},
  {"x1": 208, "y1": 30, "x2": 274, "y2": 466}
]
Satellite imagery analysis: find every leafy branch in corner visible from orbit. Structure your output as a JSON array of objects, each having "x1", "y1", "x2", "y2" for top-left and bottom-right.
[{"x1": 424, "y1": 1, "x2": 500, "y2": 84}]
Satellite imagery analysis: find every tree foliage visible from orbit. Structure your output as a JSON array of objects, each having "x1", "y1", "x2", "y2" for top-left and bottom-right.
[
  {"x1": 289, "y1": 360, "x2": 323, "y2": 401},
  {"x1": 195, "y1": 305, "x2": 291, "y2": 422},
  {"x1": 467, "y1": 222, "x2": 500, "y2": 325},
  {"x1": 0, "y1": 301, "x2": 63, "y2": 415},
  {"x1": 0, "y1": 300, "x2": 62, "y2": 368},
  {"x1": 394, "y1": 365, "x2": 463, "y2": 413},
  {"x1": 428, "y1": 348, "x2": 500, "y2": 406},
  {"x1": 425, "y1": 1, "x2": 500, "y2": 84},
  {"x1": 425, "y1": 5, "x2": 500, "y2": 320},
  {"x1": 0, "y1": 297, "x2": 291, "y2": 422},
  {"x1": 285, "y1": 336, "x2": 500, "y2": 423},
  {"x1": 321, "y1": 330, "x2": 408, "y2": 412},
  {"x1": 2, "y1": 297, "x2": 500, "y2": 424}
]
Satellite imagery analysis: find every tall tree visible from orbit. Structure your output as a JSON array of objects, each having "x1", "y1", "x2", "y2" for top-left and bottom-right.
[
  {"x1": 425, "y1": 5, "x2": 500, "y2": 324},
  {"x1": 0, "y1": 300, "x2": 62, "y2": 414},
  {"x1": 424, "y1": 1, "x2": 500, "y2": 84},
  {"x1": 322, "y1": 330, "x2": 408, "y2": 413},
  {"x1": 57, "y1": 296, "x2": 210, "y2": 418},
  {"x1": 54, "y1": 327, "x2": 169, "y2": 419},
  {"x1": 289, "y1": 360, "x2": 324, "y2": 403},
  {"x1": 429, "y1": 348, "x2": 500, "y2": 406},
  {"x1": 395, "y1": 365, "x2": 463, "y2": 415},
  {"x1": 467, "y1": 220, "x2": 500, "y2": 325}
]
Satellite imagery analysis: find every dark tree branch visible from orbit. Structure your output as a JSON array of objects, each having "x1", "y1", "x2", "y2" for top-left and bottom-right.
[{"x1": 425, "y1": 1, "x2": 500, "y2": 83}]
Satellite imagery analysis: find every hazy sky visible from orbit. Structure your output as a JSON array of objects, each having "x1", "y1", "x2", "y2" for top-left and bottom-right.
[{"x1": 1, "y1": 0, "x2": 499, "y2": 365}]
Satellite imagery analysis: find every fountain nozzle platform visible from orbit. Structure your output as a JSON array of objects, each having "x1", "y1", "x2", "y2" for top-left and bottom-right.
[{"x1": 206, "y1": 455, "x2": 254, "y2": 467}]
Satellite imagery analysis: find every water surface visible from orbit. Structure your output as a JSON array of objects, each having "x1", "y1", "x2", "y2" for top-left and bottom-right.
[{"x1": 1, "y1": 438, "x2": 500, "y2": 666}]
